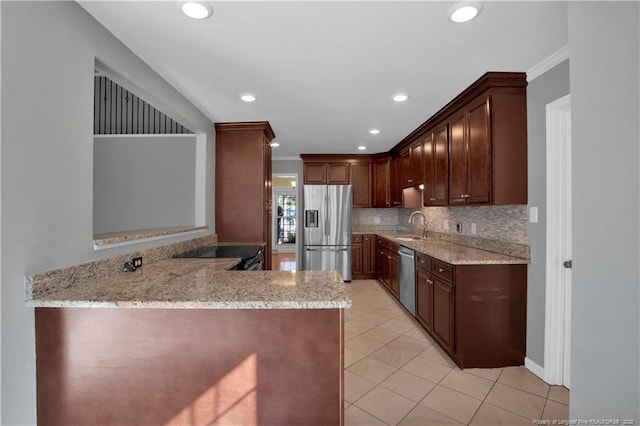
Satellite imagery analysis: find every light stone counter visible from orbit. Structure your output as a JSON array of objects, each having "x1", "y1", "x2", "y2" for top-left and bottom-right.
[
  {"x1": 354, "y1": 230, "x2": 529, "y2": 265},
  {"x1": 26, "y1": 258, "x2": 351, "y2": 309}
]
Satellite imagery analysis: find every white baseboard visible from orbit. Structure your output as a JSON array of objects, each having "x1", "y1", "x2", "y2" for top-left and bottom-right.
[{"x1": 525, "y1": 357, "x2": 545, "y2": 381}]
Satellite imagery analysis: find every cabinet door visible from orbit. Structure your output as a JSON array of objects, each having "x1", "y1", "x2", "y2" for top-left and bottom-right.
[
  {"x1": 448, "y1": 113, "x2": 468, "y2": 205},
  {"x1": 304, "y1": 163, "x2": 326, "y2": 184},
  {"x1": 350, "y1": 162, "x2": 372, "y2": 207},
  {"x1": 433, "y1": 125, "x2": 449, "y2": 206},
  {"x1": 416, "y1": 268, "x2": 434, "y2": 332},
  {"x1": 389, "y1": 158, "x2": 402, "y2": 206},
  {"x1": 373, "y1": 159, "x2": 390, "y2": 208},
  {"x1": 389, "y1": 252, "x2": 400, "y2": 298},
  {"x1": 422, "y1": 133, "x2": 436, "y2": 205},
  {"x1": 363, "y1": 235, "x2": 375, "y2": 274},
  {"x1": 375, "y1": 240, "x2": 384, "y2": 279},
  {"x1": 326, "y1": 163, "x2": 349, "y2": 184},
  {"x1": 409, "y1": 140, "x2": 424, "y2": 184},
  {"x1": 433, "y1": 277, "x2": 455, "y2": 352},
  {"x1": 467, "y1": 98, "x2": 491, "y2": 204},
  {"x1": 398, "y1": 150, "x2": 411, "y2": 187},
  {"x1": 352, "y1": 243, "x2": 363, "y2": 274}
]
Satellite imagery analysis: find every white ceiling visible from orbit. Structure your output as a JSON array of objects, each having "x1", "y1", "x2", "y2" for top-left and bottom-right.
[{"x1": 80, "y1": 1, "x2": 568, "y2": 159}]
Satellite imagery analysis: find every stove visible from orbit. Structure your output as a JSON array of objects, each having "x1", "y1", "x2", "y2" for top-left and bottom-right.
[{"x1": 174, "y1": 245, "x2": 264, "y2": 270}]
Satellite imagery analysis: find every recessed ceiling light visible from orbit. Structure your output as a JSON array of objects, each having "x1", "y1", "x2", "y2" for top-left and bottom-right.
[
  {"x1": 449, "y1": 2, "x2": 482, "y2": 23},
  {"x1": 358, "y1": 146, "x2": 367, "y2": 151},
  {"x1": 181, "y1": 2, "x2": 213, "y2": 20},
  {"x1": 270, "y1": 142, "x2": 280, "y2": 147},
  {"x1": 392, "y1": 93, "x2": 409, "y2": 102},
  {"x1": 240, "y1": 94, "x2": 257, "y2": 102},
  {"x1": 369, "y1": 129, "x2": 380, "y2": 135}
]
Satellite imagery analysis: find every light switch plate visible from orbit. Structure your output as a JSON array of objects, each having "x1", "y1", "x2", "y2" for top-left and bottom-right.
[
  {"x1": 471, "y1": 223, "x2": 477, "y2": 234},
  {"x1": 530, "y1": 206, "x2": 539, "y2": 223},
  {"x1": 374, "y1": 215, "x2": 381, "y2": 224},
  {"x1": 444, "y1": 220, "x2": 449, "y2": 231}
]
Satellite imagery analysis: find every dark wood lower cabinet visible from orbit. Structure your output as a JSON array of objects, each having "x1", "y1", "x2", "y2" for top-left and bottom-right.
[
  {"x1": 352, "y1": 241, "x2": 363, "y2": 274},
  {"x1": 353, "y1": 234, "x2": 376, "y2": 279},
  {"x1": 416, "y1": 268, "x2": 433, "y2": 332},
  {"x1": 432, "y1": 277, "x2": 455, "y2": 353},
  {"x1": 413, "y1": 253, "x2": 527, "y2": 369},
  {"x1": 35, "y1": 307, "x2": 344, "y2": 425},
  {"x1": 374, "y1": 237, "x2": 399, "y2": 297}
]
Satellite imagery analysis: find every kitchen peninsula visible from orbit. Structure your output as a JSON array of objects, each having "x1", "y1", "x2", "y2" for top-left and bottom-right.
[{"x1": 26, "y1": 247, "x2": 350, "y2": 426}]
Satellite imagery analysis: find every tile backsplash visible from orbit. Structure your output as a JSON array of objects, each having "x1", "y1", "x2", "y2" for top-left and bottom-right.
[{"x1": 354, "y1": 205, "x2": 528, "y2": 245}]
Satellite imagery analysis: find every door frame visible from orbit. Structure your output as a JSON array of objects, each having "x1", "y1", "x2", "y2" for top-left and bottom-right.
[
  {"x1": 544, "y1": 94, "x2": 572, "y2": 387},
  {"x1": 272, "y1": 173, "x2": 298, "y2": 254}
]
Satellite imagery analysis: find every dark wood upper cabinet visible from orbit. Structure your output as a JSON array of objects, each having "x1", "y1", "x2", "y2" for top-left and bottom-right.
[
  {"x1": 373, "y1": 158, "x2": 391, "y2": 208},
  {"x1": 409, "y1": 140, "x2": 424, "y2": 184},
  {"x1": 423, "y1": 126, "x2": 449, "y2": 206},
  {"x1": 397, "y1": 72, "x2": 528, "y2": 206},
  {"x1": 350, "y1": 162, "x2": 372, "y2": 208},
  {"x1": 303, "y1": 163, "x2": 327, "y2": 184},
  {"x1": 302, "y1": 73, "x2": 527, "y2": 208},
  {"x1": 448, "y1": 113, "x2": 469, "y2": 205},
  {"x1": 303, "y1": 161, "x2": 349, "y2": 184},
  {"x1": 300, "y1": 155, "x2": 370, "y2": 207},
  {"x1": 389, "y1": 158, "x2": 402, "y2": 206},
  {"x1": 326, "y1": 163, "x2": 350, "y2": 184},
  {"x1": 448, "y1": 97, "x2": 491, "y2": 205},
  {"x1": 398, "y1": 150, "x2": 411, "y2": 188}
]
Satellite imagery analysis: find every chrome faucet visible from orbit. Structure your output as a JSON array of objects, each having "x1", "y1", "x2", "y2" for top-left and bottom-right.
[{"x1": 408, "y1": 211, "x2": 428, "y2": 239}]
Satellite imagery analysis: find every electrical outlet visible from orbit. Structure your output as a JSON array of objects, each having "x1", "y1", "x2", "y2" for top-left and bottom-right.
[
  {"x1": 374, "y1": 215, "x2": 381, "y2": 224},
  {"x1": 444, "y1": 220, "x2": 449, "y2": 231},
  {"x1": 456, "y1": 222, "x2": 462, "y2": 233},
  {"x1": 530, "y1": 206, "x2": 539, "y2": 223},
  {"x1": 471, "y1": 223, "x2": 477, "y2": 234},
  {"x1": 132, "y1": 257, "x2": 143, "y2": 268}
]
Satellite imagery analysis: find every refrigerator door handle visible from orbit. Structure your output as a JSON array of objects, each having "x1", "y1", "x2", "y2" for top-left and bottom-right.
[
  {"x1": 305, "y1": 247, "x2": 349, "y2": 252},
  {"x1": 324, "y1": 194, "x2": 330, "y2": 236}
]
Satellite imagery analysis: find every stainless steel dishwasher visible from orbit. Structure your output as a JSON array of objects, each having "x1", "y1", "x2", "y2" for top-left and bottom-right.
[{"x1": 398, "y1": 246, "x2": 416, "y2": 316}]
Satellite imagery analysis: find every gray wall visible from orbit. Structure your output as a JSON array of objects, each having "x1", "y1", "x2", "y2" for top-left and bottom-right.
[
  {"x1": 272, "y1": 159, "x2": 304, "y2": 269},
  {"x1": 569, "y1": 2, "x2": 639, "y2": 420},
  {"x1": 93, "y1": 136, "x2": 197, "y2": 234},
  {"x1": 1, "y1": 2, "x2": 215, "y2": 424},
  {"x1": 526, "y1": 60, "x2": 571, "y2": 367}
]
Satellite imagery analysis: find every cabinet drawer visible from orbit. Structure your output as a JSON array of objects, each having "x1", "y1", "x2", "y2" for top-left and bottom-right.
[
  {"x1": 353, "y1": 234, "x2": 363, "y2": 243},
  {"x1": 416, "y1": 253, "x2": 431, "y2": 271},
  {"x1": 377, "y1": 237, "x2": 391, "y2": 250},
  {"x1": 432, "y1": 259, "x2": 454, "y2": 283}
]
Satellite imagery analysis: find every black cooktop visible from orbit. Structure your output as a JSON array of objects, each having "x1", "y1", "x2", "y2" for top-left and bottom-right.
[{"x1": 174, "y1": 245, "x2": 263, "y2": 260}]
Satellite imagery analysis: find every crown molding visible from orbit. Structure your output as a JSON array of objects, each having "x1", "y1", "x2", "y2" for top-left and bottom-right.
[{"x1": 527, "y1": 44, "x2": 570, "y2": 82}]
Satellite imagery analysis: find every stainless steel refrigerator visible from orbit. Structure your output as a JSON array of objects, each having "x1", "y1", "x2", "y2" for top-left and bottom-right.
[{"x1": 303, "y1": 185, "x2": 352, "y2": 282}]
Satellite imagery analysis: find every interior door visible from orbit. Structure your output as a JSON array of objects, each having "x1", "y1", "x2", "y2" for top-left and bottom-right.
[{"x1": 545, "y1": 94, "x2": 572, "y2": 388}]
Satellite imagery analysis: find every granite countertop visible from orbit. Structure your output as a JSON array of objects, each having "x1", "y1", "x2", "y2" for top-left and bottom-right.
[
  {"x1": 354, "y1": 230, "x2": 529, "y2": 265},
  {"x1": 26, "y1": 258, "x2": 351, "y2": 309}
]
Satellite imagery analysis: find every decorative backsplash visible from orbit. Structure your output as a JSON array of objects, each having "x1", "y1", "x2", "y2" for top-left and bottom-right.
[
  {"x1": 354, "y1": 205, "x2": 528, "y2": 245},
  {"x1": 400, "y1": 205, "x2": 528, "y2": 244}
]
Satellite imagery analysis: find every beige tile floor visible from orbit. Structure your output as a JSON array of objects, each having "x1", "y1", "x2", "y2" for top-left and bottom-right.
[{"x1": 344, "y1": 280, "x2": 570, "y2": 426}]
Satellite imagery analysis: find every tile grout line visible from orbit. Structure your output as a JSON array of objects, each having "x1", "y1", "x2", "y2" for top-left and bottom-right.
[{"x1": 347, "y1": 280, "x2": 568, "y2": 425}]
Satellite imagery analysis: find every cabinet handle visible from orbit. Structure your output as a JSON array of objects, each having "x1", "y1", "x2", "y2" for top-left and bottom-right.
[
  {"x1": 408, "y1": 179, "x2": 413, "y2": 183},
  {"x1": 427, "y1": 279, "x2": 433, "y2": 284},
  {"x1": 438, "y1": 267, "x2": 445, "y2": 273},
  {"x1": 419, "y1": 259, "x2": 425, "y2": 264},
  {"x1": 429, "y1": 197, "x2": 436, "y2": 201}
]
